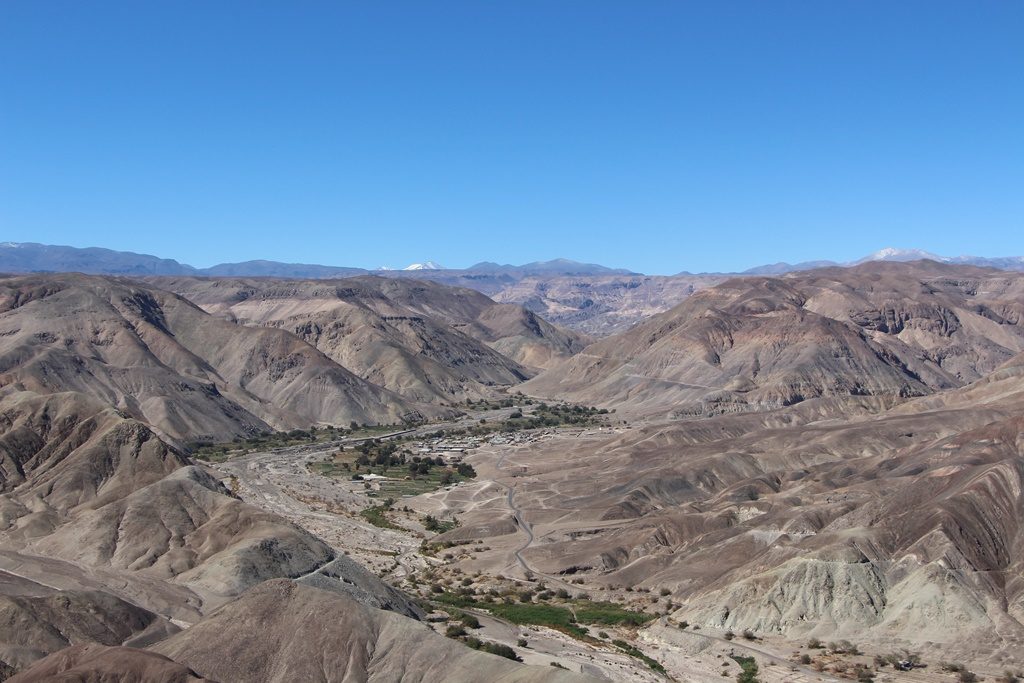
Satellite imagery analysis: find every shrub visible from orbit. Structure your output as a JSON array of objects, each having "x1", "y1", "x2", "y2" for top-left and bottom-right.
[
  {"x1": 799, "y1": 654, "x2": 812, "y2": 665},
  {"x1": 829, "y1": 640, "x2": 859, "y2": 655},
  {"x1": 959, "y1": 672, "x2": 979, "y2": 683},
  {"x1": 807, "y1": 637, "x2": 823, "y2": 649},
  {"x1": 659, "y1": 588, "x2": 672, "y2": 596},
  {"x1": 731, "y1": 655, "x2": 760, "y2": 683},
  {"x1": 517, "y1": 637, "x2": 528, "y2": 647},
  {"x1": 724, "y1": 630, "x2": 735, "y2": 641},
  {"x1": 482, "y1": 642, "x2": 519, "y2": 661},
  {"x1": 741, "y1": 629, "x2": 756, "y2": 641},
  {"x1": 446, "y1": 625, "x2": 467, "y2": 638},
  {"x1": 460, "y1": 614, "x2": 481, "y2": 629}
]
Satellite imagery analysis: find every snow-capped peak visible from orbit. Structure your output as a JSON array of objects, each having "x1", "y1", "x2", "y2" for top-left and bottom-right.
[
  {"x1": 855, "y1": 247, "x2": 946, "y2": 264},
  {"x1": 403, "y1": 261, "x2": 444, "y2": 271}
]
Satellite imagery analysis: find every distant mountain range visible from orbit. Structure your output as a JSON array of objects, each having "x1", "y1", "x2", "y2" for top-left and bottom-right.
[
  {"x1": 2, "y1": 241, "x2": 1022, "y2": 278},
  {"x1": 0, "y1": 242, "x2": 637, "y2": 278},
  {"x1": 741, "y1": 247, "x2": 1024, "y2": 274}
]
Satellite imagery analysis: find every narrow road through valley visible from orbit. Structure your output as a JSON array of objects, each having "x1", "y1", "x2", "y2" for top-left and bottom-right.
[{"x1": 493, "y1": 449, "x2": 578, "y2": 592}]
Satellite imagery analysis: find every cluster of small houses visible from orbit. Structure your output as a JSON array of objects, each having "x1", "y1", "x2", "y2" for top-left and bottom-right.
[
  {"x1": 413, "y1": 437, "x2": 474, "y2": 464},
  {"x1": 410, "y1": 430, "x2": 557, "y2": 464}
]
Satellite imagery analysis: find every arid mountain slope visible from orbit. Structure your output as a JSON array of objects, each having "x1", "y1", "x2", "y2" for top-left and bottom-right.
[
  {"x1": 0, "y1": 391, "x2": 338, "y2": 601},
  {"x1": 0, "y1": 274, "x2": 441, "y2": 442},
  {"x1": 523, "y1": 262, "x2": 1024, "y2": 417},
  {"x1": 0, "y1": 587, "x2": 179, "y2": 674},
  {"x1": 0, "y1": 295, "x2": 574, "y2": 681},
  {"x1": 8, "y1": 643, "x2": 209, "y2": 683},
  {"x1": 156, "y1": 276, "x2": 587, "y2": 403},
  {"x1": 148, "y1": 579, "x2": 593, "y2": 683},
  {"x1": 491, "y1": 273, "x2": 726, "y2": 336},
  {"x1": 11, "y1": 581, "x2": 593, "y2": 682},
  {"x1": 0, "y1": 388, "x2": 432, "y2": 676},
  {"x1": 445, "y1": 352, "x2": 1024, "y2": 661}
]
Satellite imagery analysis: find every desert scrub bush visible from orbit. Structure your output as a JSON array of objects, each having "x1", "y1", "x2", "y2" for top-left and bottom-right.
[
  {"x1": 612, "y1": 640, "x2": 666, "y2": 674},
  {"x1": 828, "y1": 640, "x2": 859, "y2": 655},
  {"x1": 855, "y1": 665, "x2": 874, "y2": 682},
  {"x1": 730, "y1": 655, "x2": 760, "y2": 683}
]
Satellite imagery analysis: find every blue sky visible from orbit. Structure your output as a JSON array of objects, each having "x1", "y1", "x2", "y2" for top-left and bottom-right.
[{"x1": 1, "y1": 2, "x2": 1021, "y2": 274}]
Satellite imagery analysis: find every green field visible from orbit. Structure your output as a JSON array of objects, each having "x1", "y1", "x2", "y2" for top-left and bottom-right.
[
  {"x1": 310, "y1": 460, "x2": 473, "y2": 497},
  {"x1": 432, "y1": 592, "x2": 653, "y2": 640}
]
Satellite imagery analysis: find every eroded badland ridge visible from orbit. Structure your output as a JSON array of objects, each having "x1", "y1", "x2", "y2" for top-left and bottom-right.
[{"x1": 1, "y1": 261, "x2": 1023, "y2": 681}]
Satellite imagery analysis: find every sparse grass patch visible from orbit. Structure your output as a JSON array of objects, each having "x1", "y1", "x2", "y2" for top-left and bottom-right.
[{"x1": 360, "y1": 500, "x2": 401, "y2": 529}]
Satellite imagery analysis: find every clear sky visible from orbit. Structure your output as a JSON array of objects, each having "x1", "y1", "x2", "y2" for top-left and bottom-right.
[{"x1": 1, "y1": 2, "x2": 1021, "y2": 274}]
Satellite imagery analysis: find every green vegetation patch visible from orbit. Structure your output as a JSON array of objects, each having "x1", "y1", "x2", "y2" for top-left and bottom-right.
[
  {"x1": 311, "y1": 437, "x2": 477, "y2": 497},
  {"x1": 431, "y1": 591, "x2": 655, "y2": 642},
  {"x1": 190, "y1": 426, "x2": 344, "y2": 462},
  {"x1": 612, "y1": 639, "x2": 666, "y2": 674},
  {"x1": 572, "y1": 600, "x2": 654, "y2": 627},
  {"x1": 360, "y1": 500, "x2": 401, "y2": 530},
  {"x1": 730, "y1": 655, "x2": 761, "y2": 683}
]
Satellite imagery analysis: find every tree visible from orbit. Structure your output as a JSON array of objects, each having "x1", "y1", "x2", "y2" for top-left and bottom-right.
[{"x1": 732, "y1": 656, "x2": 760, "y2": 683}]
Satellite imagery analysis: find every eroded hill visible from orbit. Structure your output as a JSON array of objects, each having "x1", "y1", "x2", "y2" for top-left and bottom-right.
[
  {"x1": 523, "y1": 262, "x2": 1024, "y2": 417},
  {"x1": 0, "y1": 274, "x2": 447, "y2": 442},
  {"x1": 155, "y1": 275, "x2": 589, "y2": 402}
]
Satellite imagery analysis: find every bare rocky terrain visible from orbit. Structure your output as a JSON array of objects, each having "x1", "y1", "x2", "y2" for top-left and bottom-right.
[
  {"x1": 489, "y1": 273, "x2": 727, "y2": 336},
  {"x1": 2, "y1": 261, "x2": 1023, "y2": 681},
  {"x1": 155, "y1": 275, "x2": 589, "y2": 399},
  {"x1": 524, "y1": 262, "x2": 1024, "y2": 417},
  {"x1": 0, "y1": 274, "x2": 451, "y2": 443}
]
